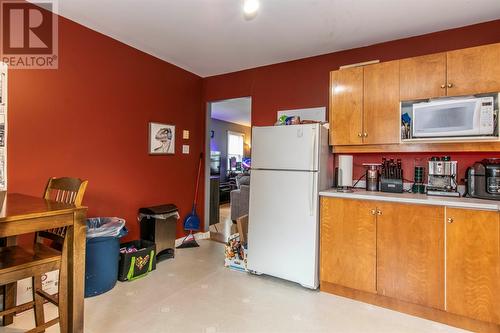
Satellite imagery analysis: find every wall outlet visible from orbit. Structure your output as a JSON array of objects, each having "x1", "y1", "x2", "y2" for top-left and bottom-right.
[
  {"x1": 182, "y1": 145, "x2": 190, "y2": 154},
  {"x1": 183, "y1": 130, "x2": 190, "y2": 139}
]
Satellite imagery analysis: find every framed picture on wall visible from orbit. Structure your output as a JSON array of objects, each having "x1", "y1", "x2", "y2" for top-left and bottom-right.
[{"x1": 149, "y1": 122, "x2": 175, "y2": 155}]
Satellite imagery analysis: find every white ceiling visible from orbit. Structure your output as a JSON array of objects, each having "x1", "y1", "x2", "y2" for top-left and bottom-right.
[
  {"x1": 53, "y1": 0, "x2": 500, "y2": 77},
  {"x1": 211, "y1": 97, "x2": 251, "y2": 127}
]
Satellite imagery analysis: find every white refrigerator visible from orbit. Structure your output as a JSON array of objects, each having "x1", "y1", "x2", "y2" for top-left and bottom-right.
[{"x1": 247, "y1": 123, "x2": 332, "y2": 289}]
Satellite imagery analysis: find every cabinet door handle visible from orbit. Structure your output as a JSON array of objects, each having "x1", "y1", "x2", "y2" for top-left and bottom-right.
[
  {"x1": 370, "y1": 209, "x2": 376, "y2": 215},
  {"x1": 363, "y1": 133, "x2": 368, "y2": 137},
  {"x1": 447, "y1": 83, "x2": 453, "y2": 88},
  {"x1": 376, "y1": 209, "x2": 382, "y2": 216},
  {"x1": 447, "y1": 217, "x2": 454, "y2": 224},
  {"x1": 358, "y1": 133, "x2": 362, "y2": 137},
  {"x1": 440, "y1": 84, "x2": 446, "y2": 89}
]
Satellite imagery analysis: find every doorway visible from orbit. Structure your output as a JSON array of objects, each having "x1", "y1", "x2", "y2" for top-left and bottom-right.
[{"x1": 204, "y1": 97, "x2": 252, "y2": 243}]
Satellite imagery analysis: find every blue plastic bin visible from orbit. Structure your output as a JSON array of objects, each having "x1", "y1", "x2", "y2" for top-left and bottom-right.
[{"x1": 85, "y1": 217, "x2": 127, "y2": 298}]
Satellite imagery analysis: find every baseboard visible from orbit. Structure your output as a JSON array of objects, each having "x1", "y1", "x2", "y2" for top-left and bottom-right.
[
  {"x1": 320, "y1": 281, "x2": 500, "y2": 333},
  {"x1": 174, "y1": 231, "x2": 210, "y2": 247}
]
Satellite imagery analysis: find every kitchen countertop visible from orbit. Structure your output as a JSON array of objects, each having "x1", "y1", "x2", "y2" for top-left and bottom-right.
[{"x1": 319, "y1": 188, "x2": 500, "y2": 211}]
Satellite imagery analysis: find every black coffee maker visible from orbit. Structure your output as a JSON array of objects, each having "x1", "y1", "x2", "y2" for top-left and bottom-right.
[{"x1": 466, "y1": 159, "x2": 500, "y2": 200}]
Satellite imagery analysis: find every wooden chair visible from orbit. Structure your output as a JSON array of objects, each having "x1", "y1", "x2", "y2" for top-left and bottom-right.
[
  {"x1": 38, "y1": 177, "x2": 88, "y2": 248},
  {"x1": 0, "y1": 177, "x2": 87, "y2": 332}
]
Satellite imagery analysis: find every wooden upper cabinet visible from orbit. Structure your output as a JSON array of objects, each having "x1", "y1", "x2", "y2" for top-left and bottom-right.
[
  {"x1": 320, "y1": 197, "x2": 376, "y2": 293},
  {"x1": 400, "y1": 53, "x2": 447, "y2": 100},
  {"x1": 363, "y1": 61, "x2": 400, "y2": 145},
  {"x1": 328, "y1": 42, "x2": 500, "y2": 150},
  {"x1": 447, "y1": 43, "x2": 500, "y2": 96},
  {"x1": 400, "y1": 43, "x2": 500, "y2": 99},
  {"x1": 376, "y1": 202, "x2": 445, "y2": 310},
  {"x1": 329, "y1": 61, "x2": 399, "y2": 146},
  {"x1": 329, "y1": 67, "x2": 363, "y2": 145},
  {"x1": 446, "y1": 208, "x2": 500, "y2": 324}
]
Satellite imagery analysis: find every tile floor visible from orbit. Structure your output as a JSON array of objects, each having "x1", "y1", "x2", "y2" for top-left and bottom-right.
[{"x1": 2, "y1": 240, "x2": 469, "y2": 333}]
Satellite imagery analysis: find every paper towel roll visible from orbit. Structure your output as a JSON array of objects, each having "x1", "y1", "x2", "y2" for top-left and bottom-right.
[{"x1": 338, "y1": 155, "x2": 353, "y2": 187}]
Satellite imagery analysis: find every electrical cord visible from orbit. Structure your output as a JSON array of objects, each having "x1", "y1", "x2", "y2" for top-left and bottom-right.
[{"x1": 352, "y1": 174, "x2": 366, "y2": 188}]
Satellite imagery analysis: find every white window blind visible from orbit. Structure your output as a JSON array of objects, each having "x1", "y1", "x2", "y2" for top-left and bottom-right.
[
  {"x1": 228, "y1": 131, "x2": 244, "y2": 156},
  {"x1": 227, "y1": 131, "x2": 244, "y2": 170}
]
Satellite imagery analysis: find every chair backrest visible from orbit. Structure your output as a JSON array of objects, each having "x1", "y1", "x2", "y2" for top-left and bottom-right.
[
  {"x1": 38, "y1": 177, "x2": 88, "y2": 243},
  {"x1": 43, "y1": 177, "x2": 88, "y2": 206}
]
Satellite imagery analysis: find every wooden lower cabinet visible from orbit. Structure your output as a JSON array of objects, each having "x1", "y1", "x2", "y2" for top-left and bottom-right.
[
  {"x1": 376, "y1": 202, "x2": 445, "y2": 309},
  {"x1": 320, "y1": 197, "x2": 500, "y2": 332},
  {"x1": 446, "y1": 208, "x2": 500, "y2": 324},
  {"x1": 320, "y1": 197, "x2": 376, "y2": 293}
]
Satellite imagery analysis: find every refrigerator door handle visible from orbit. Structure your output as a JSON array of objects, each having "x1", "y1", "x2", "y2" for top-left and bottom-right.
[
  {"x1": 310, "y1": 128, "x2": 316, "y2": 171},
  {"x1": 309, "y1": 172, "x2": 315, "y2": 216},
  {"x1": 309, "y1": 127, "x2": 317, "y2": 216}
]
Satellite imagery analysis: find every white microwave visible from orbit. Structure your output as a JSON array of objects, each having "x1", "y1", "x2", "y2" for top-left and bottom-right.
[{"x1": 412, "y1": 96, "x2": 496, "y2": 138}]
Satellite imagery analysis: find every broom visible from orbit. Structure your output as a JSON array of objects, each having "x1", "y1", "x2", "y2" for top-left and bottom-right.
[{"x1": 177, "y1": 153, "x2": 203, "y2": 248}]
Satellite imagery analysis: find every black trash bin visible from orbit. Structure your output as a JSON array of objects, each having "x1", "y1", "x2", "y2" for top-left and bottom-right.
[{"x1": 138, "y1": 204, "x2": 179, "y2": 262}]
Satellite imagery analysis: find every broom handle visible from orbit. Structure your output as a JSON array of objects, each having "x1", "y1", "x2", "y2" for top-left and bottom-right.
[{"x1": 193, "y1": 153, "x2": 203, "y2": 206}]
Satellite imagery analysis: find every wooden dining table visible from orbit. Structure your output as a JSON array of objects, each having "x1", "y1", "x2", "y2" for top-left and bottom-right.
[{"x1": 0, "y1": 192, "x2": 87, "y2": 333}]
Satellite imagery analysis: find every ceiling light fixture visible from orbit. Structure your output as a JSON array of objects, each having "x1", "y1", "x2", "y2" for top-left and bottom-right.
[{"x1": 243, "y1": 0, "x2": 260, "y2": 19}]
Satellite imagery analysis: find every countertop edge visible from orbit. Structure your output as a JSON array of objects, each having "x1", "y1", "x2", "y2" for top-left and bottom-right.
[{"x1": 319, "y1": 190, "x2": 500, "y2": 211}]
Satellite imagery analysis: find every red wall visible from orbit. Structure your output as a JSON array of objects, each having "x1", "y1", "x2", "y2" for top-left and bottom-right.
[
  {"x1": 8, "y1": 15, "x2": 204, "y2": 241},
  {"x1": 202, "y1": 19, "x2": 500, "y2": 183},
  {"x1": 7, "y1": 17, "x2": 500, "y2": 243}
]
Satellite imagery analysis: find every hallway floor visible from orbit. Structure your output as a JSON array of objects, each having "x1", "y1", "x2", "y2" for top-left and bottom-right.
[{"x1": 209, "y1": 203, "x2": 235, "y2": 243}]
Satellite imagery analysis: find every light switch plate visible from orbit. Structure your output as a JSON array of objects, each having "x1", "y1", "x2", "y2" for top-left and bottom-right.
[
  {"x1": 182, "y1": 145, "x2": 190, "y2": 154},
  {"x1": 183, "y1": 130, "x2": 190, "y2": 139}
]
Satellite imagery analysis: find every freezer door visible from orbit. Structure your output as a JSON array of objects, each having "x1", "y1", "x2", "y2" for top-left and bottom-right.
[
  {"x1": 247, "y1": 169, "x2": 319, "y2": 288},
  {"x1": 252, "y1": 124, "x2": 319, "y2": 171}
]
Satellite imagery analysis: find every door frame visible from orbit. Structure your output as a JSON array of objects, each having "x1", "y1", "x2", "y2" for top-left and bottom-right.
[{"x1": 204, "y1": 97, "x2": 252, "y2": 232}]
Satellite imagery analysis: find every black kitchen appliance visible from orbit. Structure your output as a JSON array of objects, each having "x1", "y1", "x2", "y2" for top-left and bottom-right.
[
  {"x1": 380, "y1": 158, "x2": 404, "y2": 193},
  {"x1": 466, "y1": 158, "x2": 500, "y2": 200}
]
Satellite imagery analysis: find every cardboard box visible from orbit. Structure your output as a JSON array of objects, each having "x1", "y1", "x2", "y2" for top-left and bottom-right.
[
  {"x1": 16, "y1": 270, "x2": 59, "y2": 307},
  {"x1": 236, "y1": 215, "x2": 248, "y2": 245}
]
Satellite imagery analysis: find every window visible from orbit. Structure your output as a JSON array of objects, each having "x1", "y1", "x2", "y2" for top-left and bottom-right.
[{"x1": 227, "y1": 131, "x2": 244, "y2": 171}]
